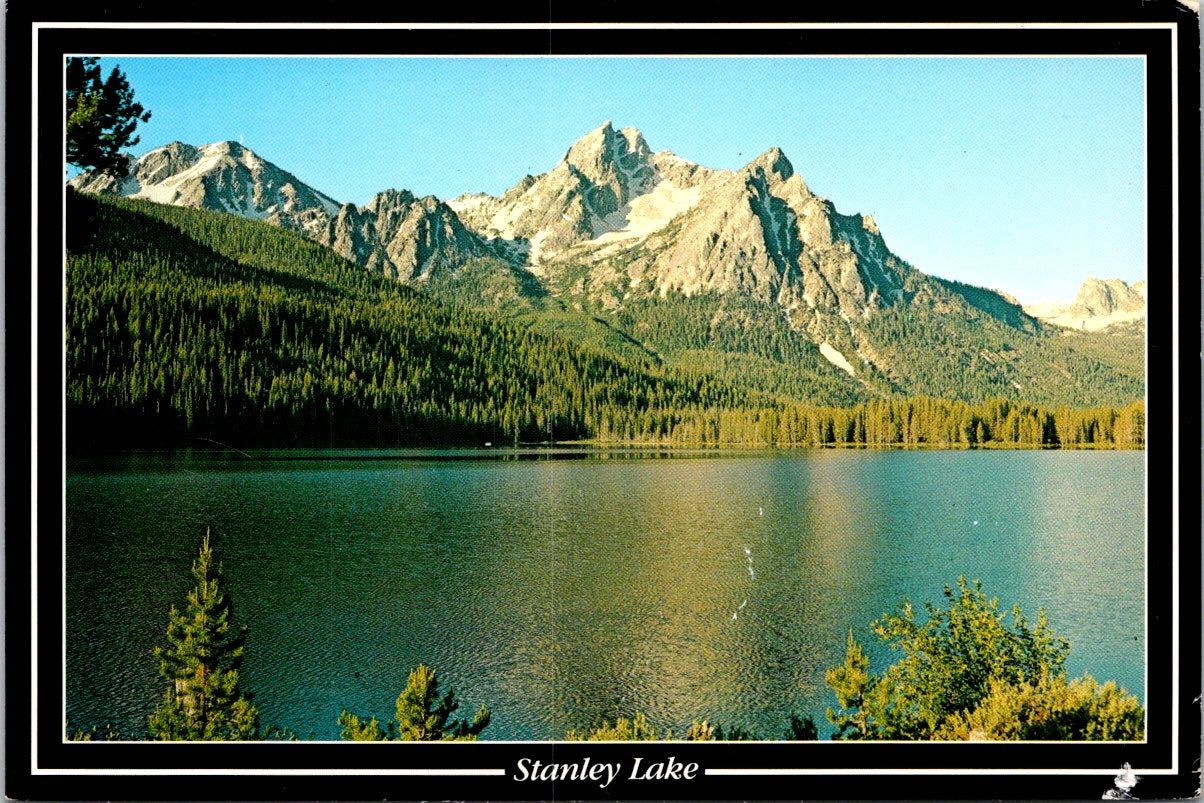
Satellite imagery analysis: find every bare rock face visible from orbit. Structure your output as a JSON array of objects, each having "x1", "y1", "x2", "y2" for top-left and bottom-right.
[
  {"x1": 650, "y1": 150, "x2": 715, "y2": 189},
  {"x1": 365, "y1": 189, "x2": 491, "y2": 281},
  {"x1": 1024, "y1": 278, "x2": 1146, "y2": 331},
  {"x1": 133, "y1": 141, "x2": 203, "y2": 186},
  {"x1": 1073, "y1": 277, "x2": 1147, "y2": 316},
  {"x1": 564, "y1": 122, "x2": 659, "y2": 210},
  {"x1": 576, "y1": 143, "x2": 911, "y2": 345},
  {"x1": 447, "y1": 121, "x2": 668, "y2": 261},
  {"x1": 69, "y1": 142, "x2": 201, "y2": 197},
  {"x1": 642, "y1": 148, "x2": 804, "y2": 301},
  {"x1": 327, "y1": 202, "x2": 378, "y2": 267},
  {"x1": 305, "y1": 190, "x2": 493, "y2": 280},
  {"x1": 444, "y1": 124, "x2": 923, "y2": 375}
]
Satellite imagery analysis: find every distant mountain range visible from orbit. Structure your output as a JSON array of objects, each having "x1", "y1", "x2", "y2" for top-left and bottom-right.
[
  {"x1": 1024, "y1": 278, "x2": 1147, "y2": 332},
  {"x1": 68, "y1": 123, "x2": 1145, "y2": 407}
]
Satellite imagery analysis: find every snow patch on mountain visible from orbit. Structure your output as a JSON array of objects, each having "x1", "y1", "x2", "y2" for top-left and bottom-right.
[
  {"x1": 527, "y1": 230, "x2": 553, "y2": 268},
  {"x1": 819, "y1": 342, "x2": 856, "y2": 376},
  {"x1": 587, "y1": 180, "x2": 702, "y2": 246},
  {"x1": 73, "y1": 141, "x2": 343, "y2": 221}
]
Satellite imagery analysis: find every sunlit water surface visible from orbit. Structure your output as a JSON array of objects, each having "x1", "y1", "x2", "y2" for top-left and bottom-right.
[{"x1": 66, "y1": 448, "x2": 1145, "y2": 740}]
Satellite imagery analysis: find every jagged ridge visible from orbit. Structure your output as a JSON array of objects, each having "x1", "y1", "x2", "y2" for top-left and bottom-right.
[{"x1": 68, "y1": 123, "x2": 1143, "y2": 406}]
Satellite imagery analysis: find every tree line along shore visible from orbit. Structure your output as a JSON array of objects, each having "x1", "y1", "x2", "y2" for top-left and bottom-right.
[{"x1": 66, "y1": 189, "x2": 1143, "y2": 451}]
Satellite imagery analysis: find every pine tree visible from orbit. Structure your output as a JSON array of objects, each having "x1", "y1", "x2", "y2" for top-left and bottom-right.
[
  {"x1": 564, "y1": 712, "x2": 659, "y2": 741},
  {"x1": 66, "y1": 57, "x2": 151, "y2": 177},
  {"x1": 149, "y1": 531, "x2": 260, "y2": 740},
  {"x1": 935, "y1": 674, "x2": 1144, "y2": 740},
  {"x1": 338, "y1": 664, "x2": 491, "y2": 741},
  {"x1": 825, "y1": 631, "x2": 875, "y2": 739}
]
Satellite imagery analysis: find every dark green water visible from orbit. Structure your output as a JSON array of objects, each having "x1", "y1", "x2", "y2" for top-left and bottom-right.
[{"x1": 65, "y1": 448, "x2": 1145, "y2": 740}]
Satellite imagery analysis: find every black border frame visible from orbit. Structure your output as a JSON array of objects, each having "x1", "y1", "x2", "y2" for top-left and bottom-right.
[{"x1": 7, "y1": 5, "x2": 1200, "y2": 800}]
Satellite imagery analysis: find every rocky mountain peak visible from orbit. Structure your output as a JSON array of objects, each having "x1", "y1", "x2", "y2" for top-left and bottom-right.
[
  {"x1": 367, "y1": 187, "x2": 419, "y2": 212},
  {"x1": 1023, "y1": 277, "x2": 1146, "y2": 331},
  {"x1": 618, "y1": 126, "x2": 652, "y2": 156},
  {"x1": 207, "y1": 139, "x2": 244, "y2": 155},
  {"x1": 331, "y1": 189, "x2": 489, "y2": 281},
  {"x1": 443, "y1": 121, "x2": 671, "y2": 261},
  {"x1": 743, "y1": 146, "x2": 795, "y2": 183},
  {"x1": 560, "y1": 121, "x2": 658, "y2": 200},
  {"x1": 1076, "y1": 277, "x2": 1146, "y2": 315},
  {"x1": 69, "y1": 139, "x2": 342, "y2": 225},
  {"x1": 651, "y1": 151, "x2": 714, "y2": 189},
  {"x1": 151, "y1": 140, "x2": 202, "y2": 162},
  {"x1": 563, "y1": 121, "x2": 616, "y2": 169},
  {"x1": 131, "y1": 141, "x2": 202, "y2": 185},
  {"x1": 206, "y1": 140, "x2": 267, "y2": 167}
]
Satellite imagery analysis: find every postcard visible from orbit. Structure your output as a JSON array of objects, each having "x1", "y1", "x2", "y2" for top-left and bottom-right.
[{"x1": 8, "y1": 8, "x2": 1200, "y2": 801}]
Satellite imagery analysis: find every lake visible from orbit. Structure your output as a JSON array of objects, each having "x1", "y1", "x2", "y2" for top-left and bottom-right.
[{"x1": 65, "y1": 448, "x2": 1145, "y2": 740}]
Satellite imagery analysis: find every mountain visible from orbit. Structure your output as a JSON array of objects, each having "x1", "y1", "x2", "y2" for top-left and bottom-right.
[
  {"x1": 1024, "y1": 278, "x2": 1147, "y2": 332},
  {"x1": 447, "y1": 123, "x2": 1143, "y2": 405},
  {"x1": 69, "y1": 140, "x2": 513, "y2": 286},
  {"x1": 448, "y1": 124, "x2": 1040, "y2": 388},
  {"x1": 319, "y1": 188, "x2": 496, "y2": 281},
  {"x1": 68, "y1": 125, "x2": 1144, "y2": 408},
  {"x1": 450, "y1": 123, "x2": 907, "y2": 315},
  {"x1": 68, "y1": 140, "x2": 342, "y2": 238},
  {"x1": 65, "y1": 190, "x2": 1145, "y2": 449},
  {"x1": 65, "y1": 190, "x2": 791, "y2": 447},
  {"x1": 448, "y1": 122, "x2": 673, "y2": 262}
]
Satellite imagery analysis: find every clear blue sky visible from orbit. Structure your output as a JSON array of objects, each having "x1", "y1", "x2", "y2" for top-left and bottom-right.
[{"x1": 94, "y1": 56, "x2": 1146, "y2": 305}]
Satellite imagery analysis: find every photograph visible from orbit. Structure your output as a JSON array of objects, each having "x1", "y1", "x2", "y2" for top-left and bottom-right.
[{"x1": 10, "y1": 10, "x2": 1200, "y2": 802}]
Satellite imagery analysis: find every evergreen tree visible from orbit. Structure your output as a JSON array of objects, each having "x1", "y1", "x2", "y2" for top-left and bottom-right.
[
  {"x1": 683, "y1": 719, "x2": 758, "y2": 741},
  {"x1": 785, "y1": 713, "x2": 819, "y2": 740},
  {"x1": 66, "y1": 57, "x2": 151, "y2": 176},
  {"x1": 825, "y1": 578, "x2": 1142, "y2": 740},
  {"x1": 936, "y1": 674, "x2": 1144, "y2": 741},
  {"x1": 149, "y1": 531, "x2": 260, "y2": 740},
  {"x1": 565, "y1": 712, "x2": 660, "y2": 741},
  {"x1": 826, "y1": 631, "x2": 875, "y2": 739},
  {"x1": 338, "y1": 664, "x2": 491, "y2": 741},
  {"x1": 336, "y1": 711, "x2": 387, "y2": 741}
]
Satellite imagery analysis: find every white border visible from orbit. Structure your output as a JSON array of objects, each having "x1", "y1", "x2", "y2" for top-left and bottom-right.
[
  {"x1": 1167, "y1": 11, "x2": 1181, "y2": 769},
  {"x1": 35, "y1": 20, "x2": 1181, "y2": 781},
  {"x1": 33, "y1": 768, "x2": 507, "y2": 776},
  {"x1": 29, "y1": 15, "x2": 42, "y2": 779},
  {"x1": 30, "y1": 21, "x2": 1183, "y2": 30}
]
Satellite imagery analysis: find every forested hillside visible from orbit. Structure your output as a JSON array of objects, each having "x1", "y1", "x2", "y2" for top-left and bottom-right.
[
  {"x1": 517, "y1": 278, "x2": 1144, "y2": 410},
  {"x1": 66, "y1": 191, "x2": 757, "y2": 447},
  {"x1": 65, "y1": 191, "x2": 1143, "y2": 449},
  {"x1": 71, "y1": 130, "x2": 1146, "y2": 413}
]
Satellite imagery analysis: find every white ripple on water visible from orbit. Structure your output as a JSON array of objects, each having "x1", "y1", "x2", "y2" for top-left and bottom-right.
[{"x1": 732, "y1": 544, "x2": 755, "y2": 620}]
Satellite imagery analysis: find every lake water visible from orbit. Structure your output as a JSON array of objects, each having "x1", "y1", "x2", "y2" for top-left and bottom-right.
[{"x1": 65, "y1": 448, "x2": 1145, "y2": 740}]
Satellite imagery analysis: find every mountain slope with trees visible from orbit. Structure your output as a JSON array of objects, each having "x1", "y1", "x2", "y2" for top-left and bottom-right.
[
  {"x1": 66, "y1": 191, "x2": 1142, "y2": 450},
  {"x1": 70, "y1": 123, "x2": 1145, "y2": 410},
  {"x1": 66, "y1": 190, "x2": 781, "y2": 448}
]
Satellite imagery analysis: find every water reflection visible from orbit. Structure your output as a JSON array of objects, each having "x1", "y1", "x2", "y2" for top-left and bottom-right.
[{"x1": 66, "y1": 450, "x2": 1145, "y2": 740}]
